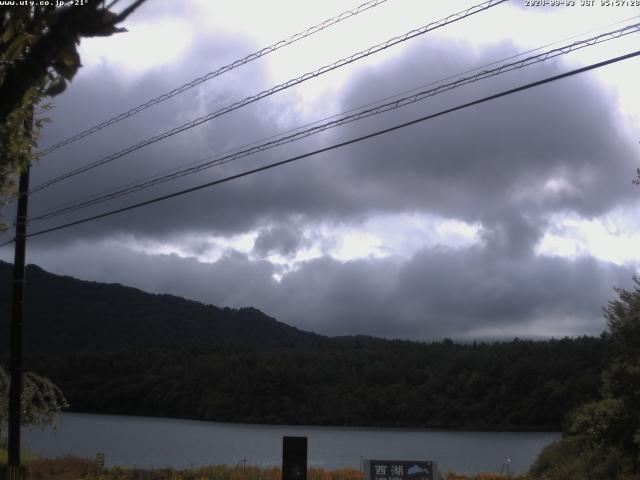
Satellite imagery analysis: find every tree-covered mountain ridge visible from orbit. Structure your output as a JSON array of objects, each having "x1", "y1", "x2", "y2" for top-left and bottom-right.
[
  {"x1": 0, "y1": 261, "x2": 610, "y2": 431},
  {"x1": 0, "y1": 260, "x2": 325, "y2": 353}
]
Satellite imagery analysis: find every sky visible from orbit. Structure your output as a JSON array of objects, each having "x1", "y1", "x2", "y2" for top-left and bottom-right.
[{"x1": 2, "y1": 0, "x2": 640, "y2": 341}]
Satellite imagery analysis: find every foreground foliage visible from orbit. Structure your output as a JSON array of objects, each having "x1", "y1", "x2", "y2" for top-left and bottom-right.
[
  {"x1": 529, "y1": 279, "x2": 640, "y2": 479},
  {"x1": 0, "y1": 366, "x2": 68, "y2": 447},
  {"x1": 0, "y1": 2, "x2": 146, "y2": 226},
  {"x1": 10, "y1": 456, "x2": 640, "y2": 480},
  {"x1": 0, "y1": 456, "x2": 530, "y2": 480}
]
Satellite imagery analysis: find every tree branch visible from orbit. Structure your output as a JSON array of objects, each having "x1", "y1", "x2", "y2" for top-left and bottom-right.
[{"x1": 0, "y1": 0, "x2": 148, "y2": 123}]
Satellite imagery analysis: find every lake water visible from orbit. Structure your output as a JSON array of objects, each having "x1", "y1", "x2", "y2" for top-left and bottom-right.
[{"x1": 23, "y1": 413, "x2": 559, "y2": 475}]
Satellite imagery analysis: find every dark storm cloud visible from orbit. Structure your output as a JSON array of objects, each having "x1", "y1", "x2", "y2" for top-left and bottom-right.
[
  {"x1": 253, "y1": 225, "x2": 305, "y2": 257},
  {"x1": 17, "y1": 26, "x2": 289, "y2": 242},
  {"x1": 17, "y1": 237, "x2": 635, "y2": 340},
  {"x1": 20, "y1": 36, "x2": 637, "y2": 248},
  {"x1": 343, "y1": 56, "x2": 632, "y2": 216},
  {"x1": 392, "y1": 243, "x2": 633, "y2": 338},
  {"x1": 479, "y1": 210, "x2": 548, "y2": 258},
  {"x1": 314, "y1": 40, "x2": 638, "y2": 253},
  {"x1": 267, "y1": 225, "x2": 636, "y2": 339}
]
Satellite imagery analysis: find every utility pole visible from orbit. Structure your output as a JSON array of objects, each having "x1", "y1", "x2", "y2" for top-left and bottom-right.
[{"x1": 6, "y1": 112, "x2": 32, "y2": 480}]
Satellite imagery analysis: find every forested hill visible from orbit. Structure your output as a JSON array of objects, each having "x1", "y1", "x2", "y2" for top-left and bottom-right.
[
  {"x1": 0, "y1": 261, "x2": 324, "y2": 353},
  {"x1": 27, "y1": 337, "x2": 607, "y2": 431},
  {"x1": 0, "y1": 261, "x2": 611, "y2": 430}
]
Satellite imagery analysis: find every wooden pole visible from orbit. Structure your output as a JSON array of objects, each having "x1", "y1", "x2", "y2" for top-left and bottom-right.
[{"x1": 7, "y1": 112, "x2": 32, "y2": 480}]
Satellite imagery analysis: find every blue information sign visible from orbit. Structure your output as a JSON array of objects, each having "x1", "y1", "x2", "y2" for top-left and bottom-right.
[{"x1": 367, "y1": 460, "x2": 435, "y2": 480}]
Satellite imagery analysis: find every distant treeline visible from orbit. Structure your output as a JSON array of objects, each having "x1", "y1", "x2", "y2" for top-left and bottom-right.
[{"x1": 25, "y1": 336, "x2": 607, "y2": 431}]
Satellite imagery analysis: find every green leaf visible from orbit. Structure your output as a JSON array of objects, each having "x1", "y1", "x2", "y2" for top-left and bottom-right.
[
  {"x1": 1, "y1": 20, "x2": 15, "y2": 43},
  {"x1": 4, "y1": 35, "x2": 26, "y2": 61}
]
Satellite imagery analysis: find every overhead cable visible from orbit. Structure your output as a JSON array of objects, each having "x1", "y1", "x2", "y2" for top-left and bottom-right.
[
  {"x1": 36, "y1": 0, "x2": 391, "y2": 157},
  {"x1": 11, "y1": 49, "x2": 638, "y2": 243},
  {"x1": 26, "y1": 22, "x2": 640, "y2": 224},
  {"x1": 25, "y1": 0, "x2": 507, "y2": 197}
]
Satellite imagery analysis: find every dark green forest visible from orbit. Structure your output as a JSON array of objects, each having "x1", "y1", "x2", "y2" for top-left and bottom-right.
[
  {"x1": 25, "y1": 337, "x2": 607, "y2": 431},
  {"x1": 0, "y1": 261, "x2": 610, "y2": 431}
]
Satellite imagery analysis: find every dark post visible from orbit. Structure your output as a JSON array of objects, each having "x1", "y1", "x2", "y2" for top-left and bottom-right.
[
  {"x1": 282, "y1": 436, "x2": 307, "y2": 480},
  {"x1": 7, "y1": 114, "x2": 32, "y2": 480}
]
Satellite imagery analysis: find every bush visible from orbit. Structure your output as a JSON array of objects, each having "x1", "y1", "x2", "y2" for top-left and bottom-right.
[
  {"x1": 529, "y1": 438, "x2": 589, "y2": 480},
  {"x1": 529, "y1": 437, "x2": 634, "y2": 480}
]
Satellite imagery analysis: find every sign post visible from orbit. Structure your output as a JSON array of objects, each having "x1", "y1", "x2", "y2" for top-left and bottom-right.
[{"x1": 96, "y1": 452, "x2": 105, "y2": 471}]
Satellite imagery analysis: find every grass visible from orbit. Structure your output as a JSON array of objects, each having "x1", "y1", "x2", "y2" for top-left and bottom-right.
[
  {"x1": 5, "y1": 450, "x2": 640, "y2": 480},
  {"x1": 0, "y1": 447, "x2": 40, "y2": 464},
  {"x1": 0, "y1": 454, "x2": 533, "y2": 480}
]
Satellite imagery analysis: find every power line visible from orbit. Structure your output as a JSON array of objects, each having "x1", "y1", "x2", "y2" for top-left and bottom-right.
[
  {"x1": 25, "y1": 0, "x2": 507, "y2": 197},
  {"x1": 17, "y1": 9, "x2": 638, "y2": 231},
  {"x1": 19, "y1": 14, "x2": 640, "y2": 226},
  {"x1": 11, "y1": 49, "x2": 639, "y2": 243},
  {"x1": 26, "y1": 21, "x2": 640, "y2": 224},
  {"x1": 35, "y1": 0, "x2": 391, "y2": 158},
  {"x1": 30, "y1": 13, "x2": 640, "y2": 221}
]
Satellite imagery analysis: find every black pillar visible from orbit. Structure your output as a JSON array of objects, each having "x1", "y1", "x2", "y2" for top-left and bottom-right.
[
  {"x1": 282, "y1": 436, "x2": 307, "y2": 480},
  {"x1": 7, "y1": 116, "x2": 31, "y2": 479}
]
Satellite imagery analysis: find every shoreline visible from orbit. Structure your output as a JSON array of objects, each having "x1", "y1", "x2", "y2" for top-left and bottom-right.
[{"x1": 58, "y1": 411, "x2": 562, "y2": 435}]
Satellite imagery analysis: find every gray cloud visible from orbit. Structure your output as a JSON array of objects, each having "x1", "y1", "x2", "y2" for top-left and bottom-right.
[
  {"x1": 3, "y1": 8, "x2": 638, "y2": 341},
  {"x1": 16, "y1": 37, "x2": 636, "y2": 251},
  {"x1": 393, "y1": 244, "x2": 632, "y2": 338},
  {"x1": 11, "y1": 237, "x2": 635, "y2": 341},
  {"x1": 253, "y1": 225, "x2": 305, "y2": 257}
]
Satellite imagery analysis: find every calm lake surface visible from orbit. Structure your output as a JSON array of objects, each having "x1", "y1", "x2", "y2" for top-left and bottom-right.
[{"x1": 24, "y1": 413, "x2": 559, "y2": 475}]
